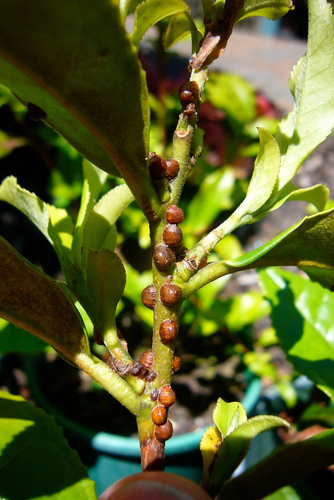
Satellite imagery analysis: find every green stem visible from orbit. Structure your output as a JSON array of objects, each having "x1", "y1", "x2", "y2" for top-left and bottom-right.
[
  {"x1": 177, "y1": 211, "x2": 242, "y2": 282},
  {"x1": 76, "y1": 352, "x2": 141, "y2": 415}
]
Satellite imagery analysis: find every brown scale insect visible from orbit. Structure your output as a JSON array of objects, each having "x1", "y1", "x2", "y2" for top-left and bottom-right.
[
  {"x1": 139, "y1": 349, "x2": 154, "y2": 369},
  {"x1": 146, "y1": 370, "x2": 157, "y2": 382},
  {"x1": 150, "y1": 388, "x2": 159, "y2": 401},
  {"x1": 141, "y1": 284, "x2": 156, "y2": 310},
  {"x1": 162, "y1": 224, "x2": 183, "y2": 248},
  {"x1": 153, "y1": 244, "x2": 176, "y2": 272},
  {"x1": 159, "y1": 384, "x2": 176, "y2": 408},
  {"x1": 148, "y1": 152, "x2": 167, "y2": 179},
  {"x1": 130, "y1": 362, "x2": 149, "y2": 379},
  {"x1": 151, "y1": 405, "x2": 167, "y2": 426},
  {"x1": 159, "y1": 319, "x2": 178, "y2": 344},
  {"x1": 154, "y1": 420, "x2": 173, "y2": 442},
  {"x1": 165, "y1": 159, "x2": 180, "y2": 181},
  {"x1": 178, "y1": 81, "x2": 200, "y2": 108},
  {"x1": 160, "y1": 283, "x2": 182, "y2": 307},
  {"x1": 172, "y1": 355, "x2": 181, "y2": 373},
  {"x1": 184, "y1": 103, "x2": 196, "y2": 118},
  {"x1": 165, "y1": 205, "x2": 184, "y2": 224}
]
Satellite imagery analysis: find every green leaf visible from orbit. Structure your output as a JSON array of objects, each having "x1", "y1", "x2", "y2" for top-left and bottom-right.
[
  {"x1": 213, "y1": 399, "x2": 247, "y2": 438},
  {"x1": 0, "y1": 391, "x2": 96, "y2": 500},
  {"x1": 275, "y1": 0, "x2": 334, "y2": 191},
  {"x1": 164, "y1": 12, "x2": 201, "y2": 52},
  {"x1": 264, "y1": 182, "x2": 329, "y2": 215},
  {"x1": 81, "y1": 184, "x2": 134, "y2": 273},
  {"x1": 0, "y1": 0, "x2": 150, "y2": 181},
  {"x1": 236, "y1": 0, "x2": 294, "y2": 22},
  {"x1": 131, "y1": 0, "x2": 189, "y2": 48},
  {"x1": 86, "y1": 249, "x2": 126, "y2": 347},
  {"x1": 72, "y1": 160, "x2": 108, "y2": 269},
  {"x1": 0, "y1": 237, "x2": 90, "y2": 364},
  {"x1": 0, "y1": 176, "x2": 74, "y2": 277},
  {"x1": 201, "y1": 397, "x2": 289, "y2": 498},
  {"x1": 210, "y1": 415, "x2": 290, "y2": 495},
  {"x1": 218, "y1": 429, "x2": 334, "y2": 500},
  {"x1": 233, "y1": 128, "x2": 280, "y2": 220},
  {"x1": 224, "y1": 208, "x2": 334, "y2": 272},
  {"x1": 259, "y1": 268, "x2": 334, "y2": 398}
]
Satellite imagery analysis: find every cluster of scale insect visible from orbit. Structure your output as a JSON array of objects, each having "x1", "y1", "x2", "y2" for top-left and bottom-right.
[{"x1": 141, "y1": 80, "x2": 201, "y2": 443}]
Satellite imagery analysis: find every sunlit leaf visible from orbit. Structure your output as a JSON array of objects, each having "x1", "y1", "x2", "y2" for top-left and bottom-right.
[
  {"x1": 259, "y1": 267, "x2": 334, "y2": 398},
  {"x1": 164, "y1": 11, "x2": 201, "y2": 52},
  {"x1": 213, "y1": 399, "x2": 247, "y2": 438},
  {"x1": 275, "y1": 0, "x2": 334, "y2": 190},
  {"x1": 86, "y1": 249, "x2": 126, "y2": 345},
  {"x1": 233, "y1": 128, "x2": 280, "y2": 220},
  {"x1": 224, "y1": 208, "x2": 334, "y2": 272},
  {"x1": 72, "y1": 160, "x2": 108, "y2": 268},
  {"x1": 81, "y1": 184, "x2": 134, "y2": 272},
  {"x1": 236, "y1": 0, "x2": 294, "y2": 22},
  {"x1": 0, "y1": 391, "x2": 96, "y2": 500},
  {"x1": 131, "y1": 0, "x2": 189, "y2": 48}
]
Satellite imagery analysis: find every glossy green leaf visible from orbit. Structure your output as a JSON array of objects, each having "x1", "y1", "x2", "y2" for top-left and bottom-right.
[
  {"x1": 0, "y1": 237, "x2": 90, "y2": 364},
  {"x1": 276, "y1": 0, "x2": 334, "y2": 191},
  {"x1": 81, "y1": 184, "x2": 134, "y2": 272},
  {"x1": 131, "y1": 0, "x2": 189, "y2": 48},
  {"x1": 72, "y1": 160, "x2": 108, "y2": 269},
  {"x1": 224, "y1": 208, "x2": 334, "y2": 272},
  {"x1": 164, "y1": 12, "x2": 201, "y2": 52},
  {"x1": 201, "y1": 397, "x2": 289, "y2": 497},
  {"x1": 213, "y1": 399, "x2": 247, "y2": 438},
  {"x1": 0, "y1": 0, "x2": 150, "y2": 181},
  {"x1": 259, "y1": 268, "x2": 334, "y2": 398},
  {"x1": 86, "y1": 249, "x2": 126, "y2": 346},
  {"x1": 119, "y1": 0, "x2": 142, "y2": 20},
  {"x1": 233, "y1": 128, "x2": 280, "y2": 220},
  {"x1": 210, "y1": 415, "x2": 290, "y2": 496},
  {"x1": 0, "y1": 391, "x2": 96, "y2": 500},
  {"x1": 264, "y1": 182, "x2": 329, "y2": 215},
  {"x1": 236, "y1": 0, "x2": 294, "y2": 22},
  {"x1": 218, "y1": 428, "x2": 334, "y2": 500}
]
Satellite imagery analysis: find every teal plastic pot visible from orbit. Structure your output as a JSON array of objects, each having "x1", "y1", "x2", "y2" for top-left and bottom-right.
[{"x1": 26, "y1": 357, "x2": 262, "y2": 496}]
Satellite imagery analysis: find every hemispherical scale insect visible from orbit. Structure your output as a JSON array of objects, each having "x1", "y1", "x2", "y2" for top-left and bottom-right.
[
  {"x1": 139, "y1": 349, "x2": 154, "y2": 369},
  {"x1": 172, "y1": 355, "x2": 181, "y2": 373},
  {"x1": 159, "y1": 319, "x2": 178, "y2": 344},
  {"x1": 148, "y1": 152, "x2": 167, "y2": 180},
  {"x1": 141, "y1": 284, "x2": 157, "y2": 310},
  {"x1": 160, "y1": 283, "x2": 182, "y2": 308},
  {"x1": 153, "y1": 244, "x2": 176, "y2": 272},
  {"x1": 158, "y1": 384, "x2": 176, "y2": 408},
  {"x1": 162, "y1": 224, "x2": 183, "y2": 248},
  {"x1": 165, "y1": 158, "x2": 180, "y2": 181},
  {"x1": 151, "y1": 405, "x2": 167, "y2": 426},
  {"x1": 178, "y1": 81, "x2": 200, "y2": 108},
  {"x1": 154, "y1": 420, "x2": 173, "y2": 442},
  {"x1": 165, "y1": 205, "x2": 184, "y2": 224}
]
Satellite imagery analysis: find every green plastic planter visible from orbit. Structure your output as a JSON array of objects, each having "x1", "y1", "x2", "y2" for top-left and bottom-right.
[{"x1": 26, "y1": 357, "x2": 262, "y2": 496}]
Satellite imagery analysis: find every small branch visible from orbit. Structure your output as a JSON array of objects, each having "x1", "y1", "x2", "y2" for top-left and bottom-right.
[
  {"x1": 190, "y1": 0, "x2": 245, "y2": 70},
  {"x1": 76, "y1": 352, "x2": 141, "y2": 415},
  {"x1": 177, "y1": 212, "x2": 241, "y2": 282},
  {"x1": 181, "y1": 261, "x2": 231, "y2": 299}
]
